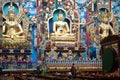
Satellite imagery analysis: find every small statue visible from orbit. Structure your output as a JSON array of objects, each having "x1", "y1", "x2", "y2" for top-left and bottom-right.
[
  {"x1": 52, "y1": 12, "x2": 70, "y2": 36},
  {"x1": 98, "y1": 9, "x2": 115, "y2": 39},
  {"x1": 67, "y1": 50, "x2": 73, "y2": 60},
  {"x1": 2, "y1": 2, "x2": 25, "y2": 40}
]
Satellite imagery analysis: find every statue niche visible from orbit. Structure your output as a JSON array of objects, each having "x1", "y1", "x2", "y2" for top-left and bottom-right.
[
  {"x1": 52, "y1": 13, "x2": 70, "y2": 36},
  {"x1": 2, "y1": 9, "x2": 25, "y2": 40},
  {"x1": 1, "y1": 2, "x2": 31, "y2": 49},
  {"x1": 48, "y1": 9, "x2": 76, "y2": 41},
  {"x1": 2, "y1": 2, "x2": 26, "y2": 42}
]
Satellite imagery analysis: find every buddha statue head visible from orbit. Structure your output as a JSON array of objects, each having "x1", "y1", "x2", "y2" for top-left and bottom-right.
[
  {"x1": 57, "y1": 11, "x2": 64, "y2": 21},
  {"x1": 8, "y1": 10, "x2": 16, "y2": 21},
  {"x1": 99, "y1": 8, "x2": 111, "y2": 24},
  {"x1": 7, "y1": 2, "x2": 16, "y2": 21}
]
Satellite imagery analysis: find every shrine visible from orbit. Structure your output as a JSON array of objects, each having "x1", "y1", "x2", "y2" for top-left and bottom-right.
[{"x1": 0, "y1": 0, "x2": 120, "y2": 80}]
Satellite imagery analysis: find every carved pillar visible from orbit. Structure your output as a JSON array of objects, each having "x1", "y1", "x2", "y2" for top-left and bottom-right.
[
  {"x1": 0, "y1": 6, "x2": 2, "y2": 46},
  {"x1": 108, "y1": 0, "x2": 111, "y2": 11},
  {"x1": 74, "y1": 0, "x2": 76, "y2": 9},
  {"x1": 0, "y1": 6, "x2": 2, "y2": 25}
]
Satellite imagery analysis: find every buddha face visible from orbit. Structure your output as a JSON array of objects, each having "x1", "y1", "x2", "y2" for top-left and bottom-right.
[
  {"x1": 100, "y1": 9, "x2": 110, "y2": 24},
  {"x1": 101, "y1": 13, "x2": 110, "y2": 23},
  {"x1": 8, "y1": 10, "x2": 16, "y2": 21},
  {"x1": 58, "y1": 14, "x2": 64, "y2": 21}
]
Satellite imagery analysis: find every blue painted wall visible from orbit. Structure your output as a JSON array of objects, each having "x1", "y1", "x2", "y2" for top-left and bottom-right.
[{"x1": 30, "y1": 24, "x2": 37, "y2": 61}]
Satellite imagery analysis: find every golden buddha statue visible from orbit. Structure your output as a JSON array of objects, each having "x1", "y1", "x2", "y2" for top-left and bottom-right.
[
  {"x1": 52, "y1": 13, "x2": 70, "y2": 36},
  {"x1": 98, "y1": 9, "x2": 115, "y2": 39},
  {"x1": 50, "y1": 10, "x2": 76, "y2": 41},
  {"x1": 2, "y1": 3, "x2": 25, "y2": 40}
]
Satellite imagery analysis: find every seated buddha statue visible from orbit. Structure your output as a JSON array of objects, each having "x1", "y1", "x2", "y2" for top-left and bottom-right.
[
  {"x1": 51, "y1": 13, "x2": 70, "y2": 36},
  {"x1": 98, "y1": 9, "x2": 115, "y2": 39},
  {"x1": 2, "y1": 5, "x2": 25, "y2": 40}
]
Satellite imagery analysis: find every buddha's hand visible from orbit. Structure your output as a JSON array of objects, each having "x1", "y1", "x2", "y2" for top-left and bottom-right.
[
  {"x1": 10, "y1": 35, "x2": 14, "y2": 39},
  {"x1": 10, "y1": 34, "x2": 17, "y2": 39}
]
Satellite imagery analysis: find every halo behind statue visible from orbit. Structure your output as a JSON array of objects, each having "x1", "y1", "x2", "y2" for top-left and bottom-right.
[
  {"x1": 99, "y1": 8, "x2": 109, "y2": 15},
  {"x1": 53, "y1": 8, "x2": 66, "y2": 21},
  {"x1": 2, "y1": 2, "x2": 19, "y2": 16},
  {"x1": 98, "y1": 7, "x2": 113, "y2": 23}
]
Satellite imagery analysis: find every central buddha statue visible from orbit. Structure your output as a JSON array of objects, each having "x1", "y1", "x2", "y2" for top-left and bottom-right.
[
  {"x1": 49, "y1": 9, "x2": 76, "y2": 42},
  {"x1": 2, "y1": 4, "x2": 25, "y2": 40},
  {"x1": 51, "y1": 13, "x2": 70, "y2": 36}
]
